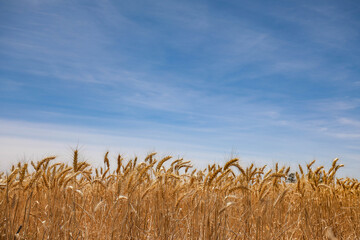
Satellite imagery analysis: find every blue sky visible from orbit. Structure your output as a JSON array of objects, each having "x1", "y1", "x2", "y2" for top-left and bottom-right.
[{"x1": 1, "y1": 0, "x2": 360, "y2": 176}]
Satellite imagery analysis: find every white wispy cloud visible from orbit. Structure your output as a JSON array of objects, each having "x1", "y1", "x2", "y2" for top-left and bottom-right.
[
  {"x1": 0, "y1": 118, "x2": 227, "y2": 171},
  {"x1": 338, "y1": 117, "x2": 360, "y2": 128},
  {"x1": 330, "y1": 133, "x2": 360, "y2": 139},
  {"x1": 308, "y1": 98, "x2": 360, "y2": 113}
]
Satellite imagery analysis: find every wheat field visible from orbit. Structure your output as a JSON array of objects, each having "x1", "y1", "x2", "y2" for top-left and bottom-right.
[{"x1": 1, "y1": 151, "x2": 359, "y2": 239}]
